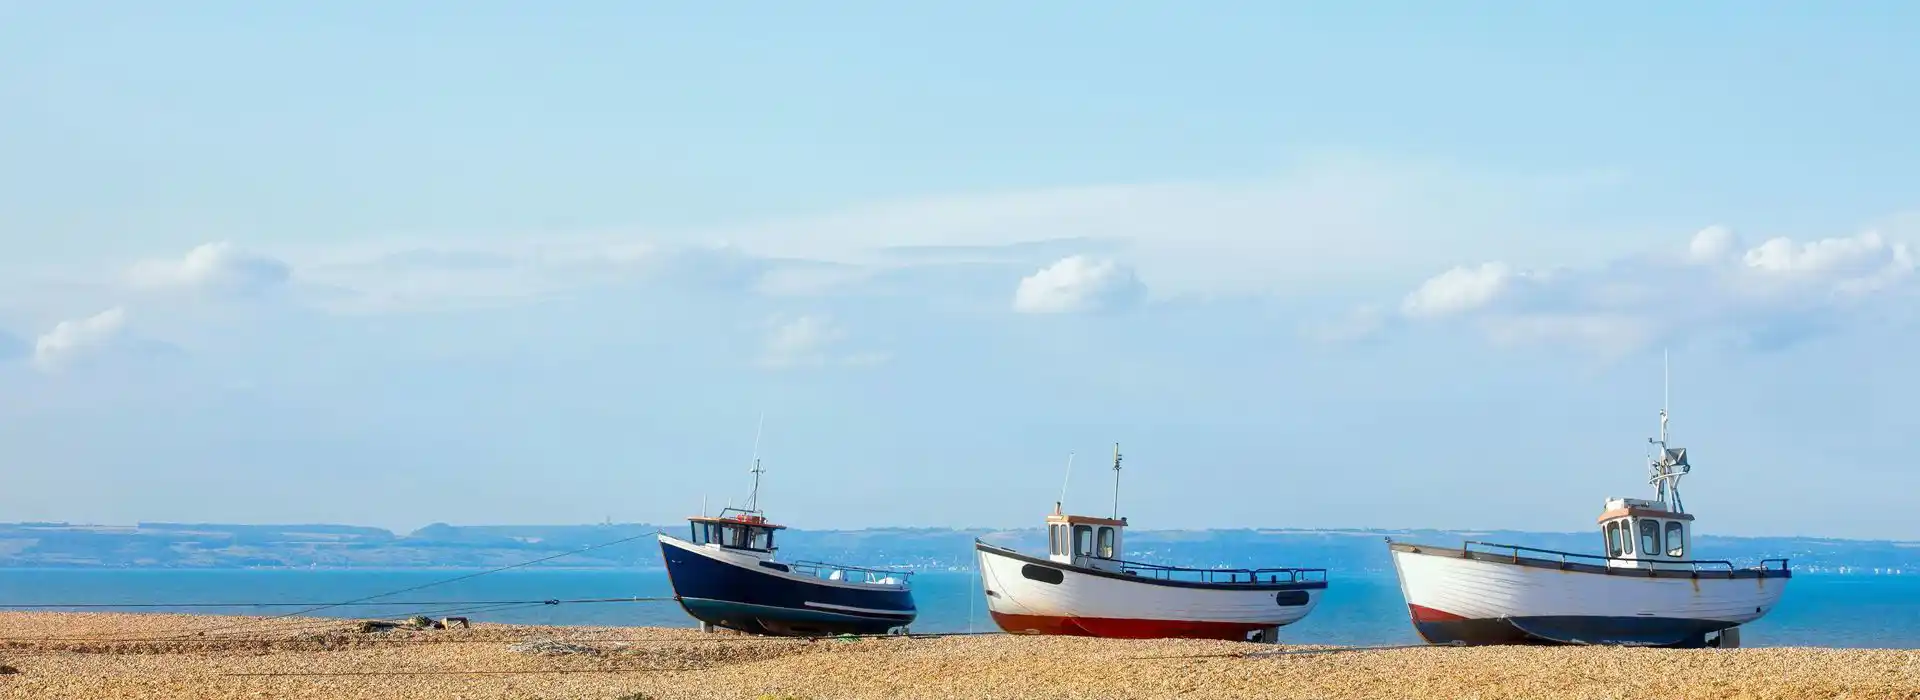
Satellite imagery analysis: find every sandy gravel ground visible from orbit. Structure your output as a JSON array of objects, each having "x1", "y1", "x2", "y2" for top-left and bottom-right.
[{"x1": 1, "y1": 612, "x2": 1916, "y2": 699}]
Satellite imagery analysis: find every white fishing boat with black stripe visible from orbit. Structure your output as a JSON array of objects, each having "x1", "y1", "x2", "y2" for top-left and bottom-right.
[
  {"x1": 976, "y1": 445, "x2": 1328, "y2": 642},
  {"x1": 1387, "y1": 358, "x2": 1791, "y2": 648}
]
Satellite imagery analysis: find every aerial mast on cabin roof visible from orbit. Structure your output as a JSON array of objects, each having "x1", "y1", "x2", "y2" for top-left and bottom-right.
[
  {"x1": 1056, "y1": 452, "x2": 1076, "y2": 514},
  {"x1": 1110, "y1": 443, "x2": 1123, "y2": 521},
  {"x1": 1647, "y1": 349, "x2": 1690, "y2": 514}
]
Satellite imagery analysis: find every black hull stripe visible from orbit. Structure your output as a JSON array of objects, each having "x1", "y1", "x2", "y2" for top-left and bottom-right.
[{"x1": 974, "y1": 541, "x2": 1328, "y2": 592}]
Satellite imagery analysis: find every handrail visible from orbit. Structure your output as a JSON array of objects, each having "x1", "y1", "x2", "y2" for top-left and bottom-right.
[
  {"x1": 1462, "y1": 540, "x2": 1788, "y2": 573},
  {"x1": 785, "y1": 559, "x2": 914, "y2": 584},
  {"x1": 1096, "y1": 556, "x2": 1329, "y2": 585}
]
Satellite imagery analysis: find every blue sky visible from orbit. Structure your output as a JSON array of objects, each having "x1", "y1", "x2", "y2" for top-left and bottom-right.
[{"x1": 2, "y1": 2, "x2": 1916, "y2": 538}]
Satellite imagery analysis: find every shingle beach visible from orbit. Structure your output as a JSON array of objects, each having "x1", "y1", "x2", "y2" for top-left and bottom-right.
[{"x1": 0, "y1": 612, "x2": 1914, "y2": 699}]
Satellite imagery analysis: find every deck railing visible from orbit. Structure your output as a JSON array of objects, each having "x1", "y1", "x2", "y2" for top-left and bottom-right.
[
  {"x1": 782, "y1": 559, "x2": 915, "y2": 586},
  {"x1": 1462, "y1": 541, "x2": 1791, "y2": 573},
  {"x1": 1100, "y1": 557, "x2": 1328, "y2": 585}
]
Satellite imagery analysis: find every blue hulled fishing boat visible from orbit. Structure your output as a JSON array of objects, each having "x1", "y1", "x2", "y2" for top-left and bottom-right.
[{"x1": 657, "y1": 442, "x2": 916, "y2": 636}]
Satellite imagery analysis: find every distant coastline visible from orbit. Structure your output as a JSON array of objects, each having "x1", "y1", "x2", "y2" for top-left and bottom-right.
[{"x1": 3, "y1": 522, "x2": 1915, "y2": 574}]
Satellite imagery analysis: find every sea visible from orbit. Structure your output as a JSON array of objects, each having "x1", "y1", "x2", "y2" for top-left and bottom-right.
[{"x1": 1, "y1": 569, "x2": 1914, "y2": 648}]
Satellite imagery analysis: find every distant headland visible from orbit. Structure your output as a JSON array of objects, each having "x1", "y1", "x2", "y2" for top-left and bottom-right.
[{"x1": 1, "y1": 522, "x2": 1912, "y2": 574}]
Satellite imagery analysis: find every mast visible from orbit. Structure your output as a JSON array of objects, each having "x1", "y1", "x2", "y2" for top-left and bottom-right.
[
  {"x1": 1110, "y1": 443, "x2": 1123, "y2": 520},
  {"x1": 745, "y1": 412, "x2": 767, "y2": 514},
  {"x1": 1647, "y1": 349, "x2": 1689, "y2": 513},
  {"x1": 1056, "y1": 452, "x2": 1076, "y2": 514}
]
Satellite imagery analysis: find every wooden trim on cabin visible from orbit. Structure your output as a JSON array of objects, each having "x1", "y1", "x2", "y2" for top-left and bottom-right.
[
  {"x1": 687, "y1": 516, "x2": 788, "y2": 530},
  {"x1": 1595, "y1": 508, "x2": 1695, "y2": 523},
  {"x1": 1046, "y1": 514, "x2": 1127, "y2": 527}
]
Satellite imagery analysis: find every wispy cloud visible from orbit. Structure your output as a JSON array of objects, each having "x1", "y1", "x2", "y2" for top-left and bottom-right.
[
  {"x1": 67, "y1": 158, "x2": 1611, "y2": 317},
  {"x1": 755, "y1": 314, "x2": 888, "y2": 369},
  {"x1": 1359, "y1": 226, "x2": 1916, "y2": 354},
  {"x1": 33, "y1": 307, "x2": 132, "y2": 373},
  {"x1": 127, "y1": 242, "x2": 292, "y2": 297}
]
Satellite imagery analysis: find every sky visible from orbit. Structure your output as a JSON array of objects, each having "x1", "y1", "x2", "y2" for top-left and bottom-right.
[{"x1": 2, "y1": 1, "x2": 1917, "y2": 539}]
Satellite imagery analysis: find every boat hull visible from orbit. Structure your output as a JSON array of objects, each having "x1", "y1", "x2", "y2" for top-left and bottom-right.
[
  {"x1": 975, "y1": 542, "x2": 1325, "y2": 640},
  {"x1": 658, "y1": 535, "x2": 916, "y2": 636},
  {"x1": 1389, "y1": 542, "x2": 1789, "y2": 648}
]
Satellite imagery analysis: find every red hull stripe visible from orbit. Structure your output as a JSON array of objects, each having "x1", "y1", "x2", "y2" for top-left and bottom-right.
[
  {"x1": 1408, "y1": 604, "x2": 1468, "y2": 623},
  {"x1": 988, "y1": 611, "x2": 1269, "y2": 640}
]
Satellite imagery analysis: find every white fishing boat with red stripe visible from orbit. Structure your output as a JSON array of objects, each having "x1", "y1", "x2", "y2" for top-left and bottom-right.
[
  {"x1": 975, "y1": 445, "x2": 1328, "y2": 642},
  {"x1": 1387, "y1": 356, "x2": 1792, "y2": 648}
]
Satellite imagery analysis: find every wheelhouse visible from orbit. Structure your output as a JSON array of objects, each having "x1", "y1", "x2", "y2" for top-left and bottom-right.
[
  {"x1": 1045, "y1": 506, "x2": 1128, "y2": 573},
  {"x1": 1597, "y1": 497, "x2": 1694, "y2": 569},
  {"x1": 687, "y1": 508, "x2": 787, "y2": 556}
]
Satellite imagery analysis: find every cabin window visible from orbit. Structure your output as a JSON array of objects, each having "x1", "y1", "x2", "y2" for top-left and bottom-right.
[
  {"x1": 751, "y1": 528, "x2": 774, "y2": 552},
  {"x1": 1047, "y1": 525, "x2": 1063, "y2": 556},
  {"x1": 1665, "y1": 521, "x2": 1685, "y2": 557},
  {"x1": 1605, "y1": 520, "x2": 1624, "y2": 557},
  {"x1": 1073, "y1": 525, "x2": 1093, "y2": 557},
  {"x1": 1096, "y1": 527, "x2": 1116, "y2": 559},
  {"x1": 1638, "y1": 519, "x2": 1659, "y2": 558}
]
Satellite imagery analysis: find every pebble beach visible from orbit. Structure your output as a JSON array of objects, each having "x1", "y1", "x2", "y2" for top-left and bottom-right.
[{"x1": 1, "y1": 612, "x2": 1916, "y2": 699}]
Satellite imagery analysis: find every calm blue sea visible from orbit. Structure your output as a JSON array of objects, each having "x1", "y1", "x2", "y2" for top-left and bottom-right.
[{"x1": 1, "y1": 569, "x2": 1913, "y2": 648}]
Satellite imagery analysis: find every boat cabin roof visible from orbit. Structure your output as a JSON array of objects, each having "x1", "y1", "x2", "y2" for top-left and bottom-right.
[
  {"x1": 1046, "y1": 513, "x2": 1127, "y2": 528},
  {"x1": 1596, "y1": 497, "x2": 1693, "y2": 523},
  {"x1": 687, "y1": 513, "x2": 787, "y2": 530}
]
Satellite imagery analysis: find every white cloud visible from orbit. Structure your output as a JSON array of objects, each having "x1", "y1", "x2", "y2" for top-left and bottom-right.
[
  {"x1": 128, "y1": 242, "x2": 291, "y2": 296},
  {"x1": 1687, "y1": 225, "x2": 1738, "y2": 264},
  {"x1": 33, "y1": 307, "x2": 131, "y2": 373},
  {"x1": 756, "y1": 314, "x2": 887, "y2": 369},
  {"x1": 1012, "y1": 256, "x2": 1146, "y2": 314},
  {"x1": 1399, "y1": 262, "x2": 1519, "y2": 319},
  {"x1": 1379, "y1": 226, "x2": 1915, "y2": 352}
]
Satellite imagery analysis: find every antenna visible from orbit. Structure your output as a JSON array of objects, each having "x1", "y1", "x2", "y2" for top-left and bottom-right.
[
  {"x1": 1647, "y1": 348, "x2": 1690, "y2": 513},
  {"x1": 1110, "y1": 443, "x2": 1123, "y2": 521},
  {"x1": 1661, "y1": 348, "x2": 1671, "y2": 444},
  {"x1": 745, "y1": 412, "x2": 767, "y2": 513},
  {"x1": 1056, "y1": 452, "x2": 1076, "y2": 513}
]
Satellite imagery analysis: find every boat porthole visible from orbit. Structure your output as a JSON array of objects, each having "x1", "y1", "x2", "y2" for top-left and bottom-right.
[
  {"x1": 1020, "y1": 564, "x2": 1065, "y2": 585},
  {"x1": 1275, "y1": 591, "x2": 1310, "y2": 606}
]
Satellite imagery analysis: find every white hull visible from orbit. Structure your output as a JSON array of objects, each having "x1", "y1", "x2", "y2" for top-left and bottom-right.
[
  {"x1": 1389, "y1": 543, "x2": 1788, "y2": 647},
  {"x1": 975, "y1": 543, "x2": 1323, "y2": 639}
]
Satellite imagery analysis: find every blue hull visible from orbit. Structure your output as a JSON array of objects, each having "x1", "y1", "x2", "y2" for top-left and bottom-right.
[{"x1": 659, "y1": 538, "x2": 916, "y2": 637}]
